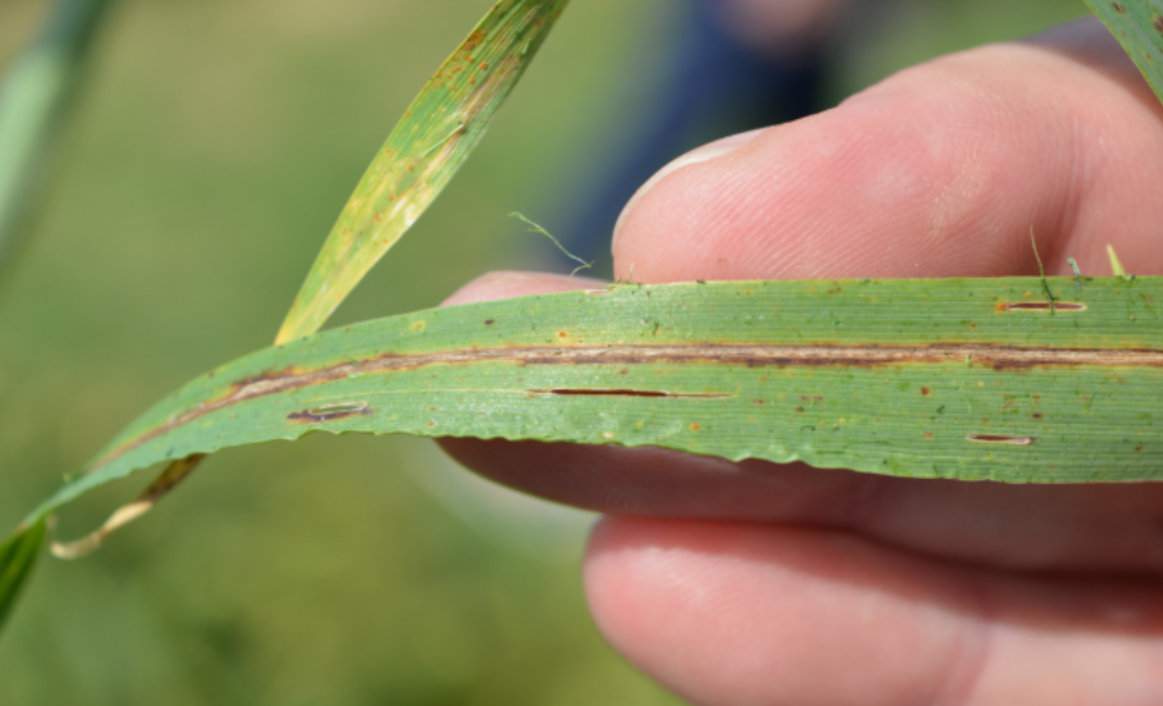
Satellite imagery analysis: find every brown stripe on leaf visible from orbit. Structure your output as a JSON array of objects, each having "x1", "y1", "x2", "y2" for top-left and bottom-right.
[
  {"x1": 966, "y1": 434, "x2": 1035, "y2": 446},
  {"x1": 287, "y1": 402, "x2": 371, "y2": 423},
  {"x1": 92, "y1": 341, "x2": 1163, "y2": 469},
  {"x1": 1000, "y1": 301, "x2": 1086, "y2": 312},
  {"x1": 529, "y1": 388, "x2": 731, "y2": 399}
]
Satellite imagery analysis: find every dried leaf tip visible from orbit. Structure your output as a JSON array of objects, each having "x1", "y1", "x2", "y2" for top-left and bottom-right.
[{"x1": 1107, "y1": 244, "x2": 1133, "y2": 280}]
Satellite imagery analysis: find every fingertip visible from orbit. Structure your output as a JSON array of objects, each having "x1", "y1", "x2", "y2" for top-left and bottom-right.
[
  {"x1": 610, "y1": 32, "x2": 1163, "y2": 283},
  {"x1": 582, "y1": 518, "x2": 971, "y2": 705},
  {"x1": 611, "y1": 130, "x2": 766, "y2": 267},
  {"x1": 441, "y1": 270, "x2": 607, "y2": 306}
]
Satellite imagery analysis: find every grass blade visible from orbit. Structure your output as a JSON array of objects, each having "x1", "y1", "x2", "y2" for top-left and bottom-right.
[
  {"x1": 275, "y1": 0, "x2": 569, "y2": 344},
  {"x1": 10, "y1": 275, "x2": 1163, "y2": 548},
  {"x1": 44, "y1": 0, "x2": 571, "y2": 560},
  {"x1": 1084, "y1": 0, "x2": 1163, "y2": 104},
  {"x1": 0, "y1": 0, "x2": 117, "y2": 276},
  {"x1": 0, "y1": 520, "x2": 46, "y2": 634}
]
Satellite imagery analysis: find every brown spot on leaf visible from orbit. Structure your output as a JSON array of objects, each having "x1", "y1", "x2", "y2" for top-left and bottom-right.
[
  {"x1": 1112, "y1": 1, "x2": 1127, "y2": 12},
  {"x1": 966, "y1": 434, "x2": 1035, "y2": 446},
  {"x1": 462, "y1": 29, "x2": 485, "y2": 52},
  {"x1": 483, "y1": 319, "x2": 495, "y2": 326},
  {"x1": 1154, "y1": 14, "x2": 1163, "y2": 33},
  {"x1": 287, "y1": 402, "x2": 371, "y2": 423},
  {"x1": 531, "y1": 388, "x2": 729, "y2": 399},
  {"x1": 1001, "y1": 301, "x2": 1086, "y2": 312},
  {"x1": 920, "y1": 386, "x2": 931, "y2": 396}
]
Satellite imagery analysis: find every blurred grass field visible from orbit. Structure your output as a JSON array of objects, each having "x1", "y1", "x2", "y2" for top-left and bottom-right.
[{"x1": 0, "y1": 1, "x2": 1084, "y2": 703}]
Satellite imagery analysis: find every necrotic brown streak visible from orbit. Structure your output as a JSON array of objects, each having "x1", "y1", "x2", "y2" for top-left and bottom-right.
[
  {"x1": 967, "y1": 434, "x2": 1035, "y2": 446},
  {"x1": 287, "y1": 402, "x2": 371, "y2": 423},
  {"x1": 1003, "y1": 301, "x2": 1086, "y2": 311},
  {"x1": 94, "y1": 341, "x2": 1163, "y2": 468},
  {"x1": 530, "y1": 388, "x2": 730, "y2": 398}
]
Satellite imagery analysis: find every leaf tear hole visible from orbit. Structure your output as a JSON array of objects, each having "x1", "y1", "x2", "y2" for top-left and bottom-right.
[
  {"x1": 288, "y1": 401, "x2": 372, "y2": 423},
  {"x1": 966, "y1": 433, "x2": 1035, "y2": 446},
  {"x1": 1001, "y1": 301, "x2": 1086, "y2": 312},
  {"x1": 530, "y1": 388, "x2": 731, "y2": 399}
]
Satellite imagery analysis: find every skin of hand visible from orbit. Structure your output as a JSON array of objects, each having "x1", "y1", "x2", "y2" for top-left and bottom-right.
[{"x1": 440, "y1": 18, "x2": 1163, "y2": 705}]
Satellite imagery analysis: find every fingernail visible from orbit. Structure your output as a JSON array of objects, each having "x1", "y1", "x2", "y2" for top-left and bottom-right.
[{"x1": 612, "y1": 129, "x2": 764, "y2": 248}]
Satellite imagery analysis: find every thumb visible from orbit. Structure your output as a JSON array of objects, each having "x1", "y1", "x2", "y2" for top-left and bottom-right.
[{"x1": 612, "y1": 18, "x2": 1163, "y2": 283}]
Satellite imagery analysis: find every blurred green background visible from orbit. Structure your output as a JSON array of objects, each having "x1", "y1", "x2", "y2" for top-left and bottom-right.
[{"x1": 0, "y1": 1, "x2": 1084, "y2": 703}]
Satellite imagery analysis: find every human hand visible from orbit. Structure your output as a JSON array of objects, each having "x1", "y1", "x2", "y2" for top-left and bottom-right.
[{"x1": 442, "y1": 18, "x2": 1163, "y2": 704}]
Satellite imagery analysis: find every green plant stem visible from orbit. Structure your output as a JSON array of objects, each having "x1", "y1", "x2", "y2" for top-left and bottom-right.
[{"x1": 0, "y1": 0, "x2": 118, "y2": 278}]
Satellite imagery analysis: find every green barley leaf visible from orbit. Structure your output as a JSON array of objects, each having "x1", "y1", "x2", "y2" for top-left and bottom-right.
[
  {"x1": 12, "y1": 276, "x2": 1163, "y2": 548},
  {"x1": 275, "y1": 0, "x2": 569, "y2": 344},
  {"x1": 0, "y1": 0, "x2": 117, "y2": 275},
  {"x1": 0, "y1": 519, "x2": 46, "y2": 634},
  {"x1": 1084, "y1": 0, "x2": 1163, "y2": 105}
]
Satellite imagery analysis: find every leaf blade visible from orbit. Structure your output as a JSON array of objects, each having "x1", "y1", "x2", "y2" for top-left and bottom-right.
[
  {"x1": 15, "y1": 276, "x2": 1163, "y2": 535},
  {"x1": 0, "y1": 520, "x2": 46, "y2": 634},
  {"x1": 1085, "y1": 0, "x2": 1163, "y2": 105},
  {"x1": 275, "y1": 0, "x2": 569, "y2": 344},
  {"x1": 0, "y1": 0, "x2": 118, "y2": 275}
]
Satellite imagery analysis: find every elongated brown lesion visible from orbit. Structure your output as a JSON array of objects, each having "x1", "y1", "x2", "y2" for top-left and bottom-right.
[
  {"x1": 287, "y1": 401, "x2": 372, "y2": 423},
  {"x1": 93, "y1": 340, "x2": 1163, "y2": 469},
  {"x1": 967, "y1": 434, "x2": 1035, "y2": 446},
  {"x1": 1001, "y1": 301, "x2": 1086, "y2": 312},
  {"x1": 529, "y1": 388, "x2": 731, "y2": 399}
]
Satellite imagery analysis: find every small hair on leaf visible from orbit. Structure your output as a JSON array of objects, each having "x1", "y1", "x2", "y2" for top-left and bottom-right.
[{"x1": 510, "y1": 211, "x2": 593, "y2": 275}]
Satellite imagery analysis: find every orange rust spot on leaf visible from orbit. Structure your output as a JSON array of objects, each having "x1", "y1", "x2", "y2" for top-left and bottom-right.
[
  {"x1": 462, "y1": 29, "x2": 485, "y2": 52},
  {"x1": 689, "y1": 422, "x2": 701, "y2": 432}
]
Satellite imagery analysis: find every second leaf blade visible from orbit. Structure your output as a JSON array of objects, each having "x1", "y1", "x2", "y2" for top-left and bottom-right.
[{"x1": 276, "y1": 0, "x2": 569, "y2": 344}]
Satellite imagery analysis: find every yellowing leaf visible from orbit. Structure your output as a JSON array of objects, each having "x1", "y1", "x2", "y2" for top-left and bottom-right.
[{"x1": 275, "y1": 0, "x2": 569, "y2": 344}]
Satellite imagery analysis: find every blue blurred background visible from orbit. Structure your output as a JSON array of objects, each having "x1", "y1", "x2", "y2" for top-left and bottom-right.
[{"x1": 0, "y1": 1, "x2": 1082, "y2": 703}]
